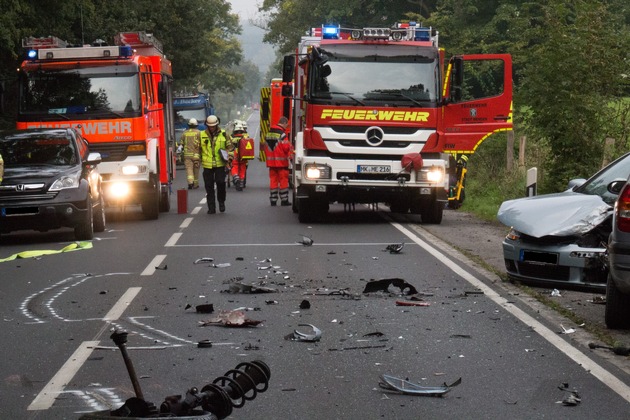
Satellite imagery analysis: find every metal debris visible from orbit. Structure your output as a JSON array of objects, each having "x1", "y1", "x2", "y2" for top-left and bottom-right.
[
  {"x1": 362, "y1": 278, "x2": 418, "y2": 296},
  {"x1": 194, "y1": 257, "x2": 214, "y2": 264},
  {"x1": 378, "y1": 375, "x2": 462, "y2": 396},
  {"x1": 199, "y1": 310, "x2": 263, "y2": 327},
  {"x1": 396, "y1": 300, "x2": 430, "y2": 307},
  {"x1": 224, "y1": 282, "x2": 277, "y2": 294}
]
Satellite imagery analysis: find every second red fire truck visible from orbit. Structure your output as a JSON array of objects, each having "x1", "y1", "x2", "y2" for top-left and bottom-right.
[{"x1": 280, "y1": 23, "x2": 513, "y2": 223}]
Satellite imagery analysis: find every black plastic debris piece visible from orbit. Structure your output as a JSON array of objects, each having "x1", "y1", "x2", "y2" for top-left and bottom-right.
[
  {"x1": 385, "y1": 243, "x2": 405, "y2": 254},
  {"x1": 265, "y1": 300, "x2": 279, "y2": 305},
  {"x1": 184, "y1": 304, "x2": 192, "y2": 310},
  {"x1": 155, "y1": 264, "x2": 167, "y2": 270},
  {"x1": 297, "y1": 234, "x2": 314, "y2": 246},
  {"x1": 197, "y1": 340, "x2": 213, "y2": 348},
  {"x1": 225, "y1": 282, "x2": 277, "y2": 294},
  {"x1": 464, "y1": 290, "x2": 484, "y2": 296},
  {"x1": 363, "y1": 331, "x2": 384, "y2": 338},
  {"x1": 558, "y1": 383, "x2": 581, "y2": 406},
  {"x1": 362, "y1": 278, "x2": 418, "y2": 295},
  {"x1": 379, "y1": 375, "x2": 461, "y2": 396},
  {"x1": 196, "y1": 304, "x2": 214, "y2": 314},
  {"x1": 299, "y1": 300, "x2": 311, "y2": 309}
]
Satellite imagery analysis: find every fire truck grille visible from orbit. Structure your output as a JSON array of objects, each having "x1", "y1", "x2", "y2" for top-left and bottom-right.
[
  {"x1": 331, "y1": 126, "x2": 418, "y2": 135},
  {"x1": 337, "y1": 172, "x2": 411, "y2": 181},
  {"x1": 338, "y1": 139, "x2": 412, "y2": 148},
  {"x1": 89, "y1": 143, "x2": 138, "y2": 162}
]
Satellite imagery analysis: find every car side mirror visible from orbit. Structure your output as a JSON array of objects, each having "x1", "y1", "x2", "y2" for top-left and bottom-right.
[
  {"x1": 608, "y1": 179, "x2": 628, "y2": 195},
  {"x1": 567, "y1": 178, "x2": 586, "y2": 190},
  {"x1": 86, "y1": 152, "x2": 102, "y2": 165}
]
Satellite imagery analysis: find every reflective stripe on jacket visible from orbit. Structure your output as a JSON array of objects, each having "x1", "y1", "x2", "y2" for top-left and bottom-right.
[
  {"x1": 264, "y1": 127, "x2": 293, "y2": 168},
  {"x1": 180, "y1": 128, "x2": 201, "y2": 159}
]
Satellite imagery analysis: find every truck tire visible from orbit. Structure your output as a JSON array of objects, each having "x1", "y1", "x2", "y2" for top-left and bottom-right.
[
  {"x1": 75, "y1": 196, "x2": 95, "y2": 240},
  {"x1": 93, "y1": 191, "x2": 106, "y2": 233},
  {"x1": 605, "y1": 273, "x2": 630, "y2": 329},
  {"x1": 159, "y1": 188, "x2": 170, "y2": 212},
  {"x1": 389, "y1": 198, "x2": 410, "y2": 214},
  {"x1": 298, "y1": 197, "x2": 315, "y2": 223},
  {"x1": 142, "y1": 175, "x2": 160, "y2": 220},
  {"x1": 420, "y1": 198, "x2": 443, "y2": 224}
]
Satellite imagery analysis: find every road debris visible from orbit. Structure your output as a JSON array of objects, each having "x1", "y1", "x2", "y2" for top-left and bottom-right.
[
  {"x1": 560, "y1": 325, "x2": 575, "y2": 334},
  {"x1": 384, "y1": 243, "x2": 405, "y2": 254},
  {"x1": 299, "y1": 299, "x2": 311, "y2": 309},
  {"x1": 588, "y1": 341, "x2": 630, "y2": 356},
  {"x1": 197, "y1": 339, "x2": 213, "y2": 348},
  {"x1": 224, "y1": 281, "x2": 277, "y2": 294},
  {"x1": 155, "y1": 264, "x2": 167, "y2": 270},
  {"x1": 194, "y1": 257, "x2": 214, "y2": 264},
  {"x1": 286, "y1": 324, "x2": 322, "y2": 342},
  {"x1": 195, "y1": 304, "x2": 214, "y2": 314},
  {"x1": 297, "y1": 234, "x2": 314, "y2": 246},
  {"x1": 551, "y1": 289, "x2": 562, "y2": 297},
  {"x1": 395, "y1": 300, "x2": 430, "y2": 307},
  {"x1": 199, "y1": 310, "x2": 263, "y2": 327},
  {"x1": 557, "y1": 383, "x2": 581, "y2": 406},
  {"x1": 363, "y1": 278, "x2": 418, "y2": 296},
  {"x1": 378, "y1": 375, "x2": 461, "y2": 396}
]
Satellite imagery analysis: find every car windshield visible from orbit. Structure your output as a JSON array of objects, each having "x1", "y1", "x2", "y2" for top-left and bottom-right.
[
  {"x1": 0, "y1": 135, "x2": 77, "y2": 165},
  {"x1": 575, "y1": 152, "x2": 630, "y2": 205}
]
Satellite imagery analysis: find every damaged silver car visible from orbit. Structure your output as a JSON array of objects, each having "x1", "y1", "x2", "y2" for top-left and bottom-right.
[{"x1": 498, "y1": 152, "x2": 630, "y2": 292}]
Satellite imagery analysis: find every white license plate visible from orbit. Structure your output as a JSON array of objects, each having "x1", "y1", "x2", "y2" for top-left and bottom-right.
[{"x1": 357, "y1": 165, "x2": 391, "y2": 173}]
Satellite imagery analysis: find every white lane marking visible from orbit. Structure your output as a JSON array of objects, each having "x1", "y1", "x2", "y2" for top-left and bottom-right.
[
  {"x1": 28, "y1": 287, "x2": 142, "y2": 410},
  {"x1": 180, "y1": 217, "x2": 193, "y2": 228},
  {"x1": 201, "y1": 198, "x2": 207, "y2": 204},
  {"x1": 103, "y1": 287, "x2": 142, "y2": 321},
  {"x1": 389, "y1": 220, "x2": 630, "y2": 403},
  {"x1": 141, "y1": 255, "x2": 167, "y2": 275},
  {"x1": 165, "y1": 233, "x2": 182, "y2": 247},
  {"x1": 27, "y1": 341, "x2": 99, "y2": 411},
  {"x1": 191, "y1": 207, "x2": 201, "y2": 215}
]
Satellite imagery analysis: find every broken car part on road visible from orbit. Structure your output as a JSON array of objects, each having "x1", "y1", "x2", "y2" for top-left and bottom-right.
[{"x1": 379, "y1": 375, "x2": 461, "y2": 396}]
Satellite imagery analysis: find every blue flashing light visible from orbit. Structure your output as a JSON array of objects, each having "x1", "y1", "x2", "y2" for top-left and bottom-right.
[
  {"x1": 415, "y1": 28, "x2": 431, "y2": 41},
  {"x1": 27, "y1": 49, "x2": 37, "y2": 59},
  {"x1": 322, "y1": 25, "x2": 340, "y2": 39},
  {"x1": 119, "y1": 45, "x2": 133, "y2": 57}
]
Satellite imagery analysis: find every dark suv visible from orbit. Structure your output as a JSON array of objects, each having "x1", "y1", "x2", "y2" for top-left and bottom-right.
[{"x1": 0, "y1": 128, "x2": 105, "y2": 240}]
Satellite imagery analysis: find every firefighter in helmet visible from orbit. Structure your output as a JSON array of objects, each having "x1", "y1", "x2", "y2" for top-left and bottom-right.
[
  {"x1": 230, "y1": 120, "x2": 255, "y2": 191},
  {"x1": 200, "y1": 115, "x2": 234, "y2": 214},
  {"x1": 264, "y1": 116, "x2": 293, "y2": 206},
  {"x1": 179, "y1": 118, "x2": 202, "y2": 189}
]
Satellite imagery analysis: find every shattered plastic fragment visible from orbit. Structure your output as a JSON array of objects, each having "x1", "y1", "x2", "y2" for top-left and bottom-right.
[
  {"x1": 551, "y1": 289, "x2": 562, "y2": 297},
  {"x1": 378, "y1": 375, "x2": 461, "y2": 396},
  {"x1": 286, "y1": 324, "x2": 322, "y2": 342},
  {"x1": 297, "y1": 234, "x2": 314, "y2": 246},
  {"x1": 363, "y1": 278, "x2": 418, "y2": 295},
  {"x1": 560, "y1": 325, "x2": 575, "y2": 334},
  {"x1": 195, "y1": 304, "x2": 214, "y2": 314},
  {"x1": 396, "y1": 300, "x2": 430, "y2": 307},
  {"x1": 385, "y1": 243, "x2": 405, "y2": 254},
  {"x1": 194, "y1": 257, "x2": 214, "y2": 264},
  {"x1": 199, "y1": 310, "x2": 263, "y2": 327}
]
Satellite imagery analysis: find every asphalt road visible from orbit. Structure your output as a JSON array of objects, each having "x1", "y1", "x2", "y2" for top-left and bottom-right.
[{"x1": 0, "y1": 113, "x2": 629, "y2": 418}]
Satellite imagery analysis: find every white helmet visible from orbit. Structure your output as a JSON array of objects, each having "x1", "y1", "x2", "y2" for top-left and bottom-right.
[
  {"x1": 233, "y1": 121, "x2": 245, "y2": 132},
  {"x1": 188, "y1": 118, "x2": 198, "y2": 127},
  {"x1": 206, "y1": 115, "x2": 219, "y2": 127}
]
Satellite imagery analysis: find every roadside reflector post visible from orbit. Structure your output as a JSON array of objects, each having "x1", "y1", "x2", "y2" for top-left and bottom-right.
[{"x1": 526, "y1": 167, "x2": 537, "y2": 197}]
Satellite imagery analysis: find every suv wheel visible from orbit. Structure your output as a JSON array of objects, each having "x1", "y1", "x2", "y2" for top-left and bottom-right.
[
  {"x1": 93, "y1": 191, "x2": 106, "y2": 233},
  {"x1": 75, "y1": 196, "x2": 94, "y2": 240},
  {"x1": 605, "y1": 273, "x2": 630, "y2": 329}
]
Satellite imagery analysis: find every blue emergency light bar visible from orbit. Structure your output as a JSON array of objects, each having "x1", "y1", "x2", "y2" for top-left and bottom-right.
[{"x1": 322, "y1": 25, "x2": 340, "y2": 39}]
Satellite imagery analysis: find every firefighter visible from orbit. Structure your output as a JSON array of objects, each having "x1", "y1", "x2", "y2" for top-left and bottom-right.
[
  {"x1": 200, "y1": 115, "x2": 233, "y2": 214},
  {"x1": 230, "y1": 120, "x2": 255, "y2": 191},
  {"x1": 264, "y1": 116, "x2": 293, "y2": 206},
  {"x1": 179, "y1": 118, "x2": 202, "y2": 189}
]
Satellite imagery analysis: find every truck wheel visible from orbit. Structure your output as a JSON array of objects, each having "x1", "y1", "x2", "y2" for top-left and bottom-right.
[
  {"x1": 93, "y1": 191, "x2": 106, "y2": 233},
  {"x1": 389, "y1": 198, "x2": 409, "y2": 214},
  {"x1": 410, "y1": 195, "x2": 422, "y2": 214},
  {"x1": 75, "y1": 196, "x2": 95, "y2": 240},
  {"x1": 421, "y1": 198, "x2": 443, "y2": 224},
  {"x1": 159, "y1": 188, "x2": 170, "y2": 212},
  {"x1": 605, "y1": 273, "x2": 630, "y2": 329},
  {"x1": 142, "y1": 175, "x2": 160, "y2": 220}
]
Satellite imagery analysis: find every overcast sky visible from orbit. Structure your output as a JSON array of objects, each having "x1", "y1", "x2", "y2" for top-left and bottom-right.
[{"x1": 228, "y1": 0, "x2": 275, "y2": 73}]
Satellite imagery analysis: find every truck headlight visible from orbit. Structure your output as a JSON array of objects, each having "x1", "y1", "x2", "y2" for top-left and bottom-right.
[
  {"x1": 425, "y1": 166, "x2": 444, "y2": 183},
  {"x1": 109, "y1": 182, "x2": 130, "y2": 198},
  {"x1": 304, "y1": 163, "x2": 332, "y2": 180},
  {"x1": 121, "y1": 165, "x2": 147, "y2": 175}
]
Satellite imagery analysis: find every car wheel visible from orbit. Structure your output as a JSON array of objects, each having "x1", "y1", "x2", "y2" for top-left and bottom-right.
[
  {"x1": 605, "y1": 273, "x2": 630, "y2": 329},
  {"x1": 75, "y1": 196, "x2": 94, "y2": 240},
  {"x1": 93, "y1": 192, "x2": 106, "y2": 233}
]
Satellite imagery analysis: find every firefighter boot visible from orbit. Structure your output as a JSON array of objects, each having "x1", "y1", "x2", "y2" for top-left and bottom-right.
[
  {"x1": 219, "y1": 202, "x2": 226, "y2": 213},
  {"x1": 235, "y1": 180, "x2": 243, "y2": 191},
  {"x1": 207, "y1": 202, "x2": 216, "y2": 214},
  {"x1": 281, "y1": 200, "x2": 291, "y2": 206},
  {"x1": 188, "y1": 184, "x2": 193, "y2": 190}
]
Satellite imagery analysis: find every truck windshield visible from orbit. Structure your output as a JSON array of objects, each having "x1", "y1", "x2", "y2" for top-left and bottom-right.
[
  {"x1": 19, "y1": 65, "x2": 141, "y2": 120},
  {"x1": 311, "y1": 46, "x2": 439, "y2": 107}
]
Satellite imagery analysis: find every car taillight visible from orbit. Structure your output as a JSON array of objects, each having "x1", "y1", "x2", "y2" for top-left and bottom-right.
[{"x1": 616, "y1": 183, "x2": 630, "y2": 232}]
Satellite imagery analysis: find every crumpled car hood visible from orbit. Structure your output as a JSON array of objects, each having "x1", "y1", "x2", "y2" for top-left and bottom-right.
[{"x1": 497, "y1": 192, "x2": 612, "y2": 238}]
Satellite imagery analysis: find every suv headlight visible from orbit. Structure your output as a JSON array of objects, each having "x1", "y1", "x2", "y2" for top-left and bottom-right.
[{"x1": 50, "y1": 170, "x2": 81, "y2": 191}]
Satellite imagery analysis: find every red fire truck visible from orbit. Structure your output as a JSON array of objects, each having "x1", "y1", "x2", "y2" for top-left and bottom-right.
[
  {"x1": 259, "y1": 78, "x2": 292, "y2": 161},
  {"x1": 17, "y1": 32, "x2": 176, "y2": 219},
  {"x1": 281, "y1": 23, "x2": 513, "y2": 223}
]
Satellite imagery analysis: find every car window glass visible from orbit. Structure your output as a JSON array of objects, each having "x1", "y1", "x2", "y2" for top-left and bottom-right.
[
  {"x1": 576, "y1": 153, "x2": 630, "y2": 205},
  {"x1": 2, "y1": 136, "x2": 77, "y2": 165}
]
